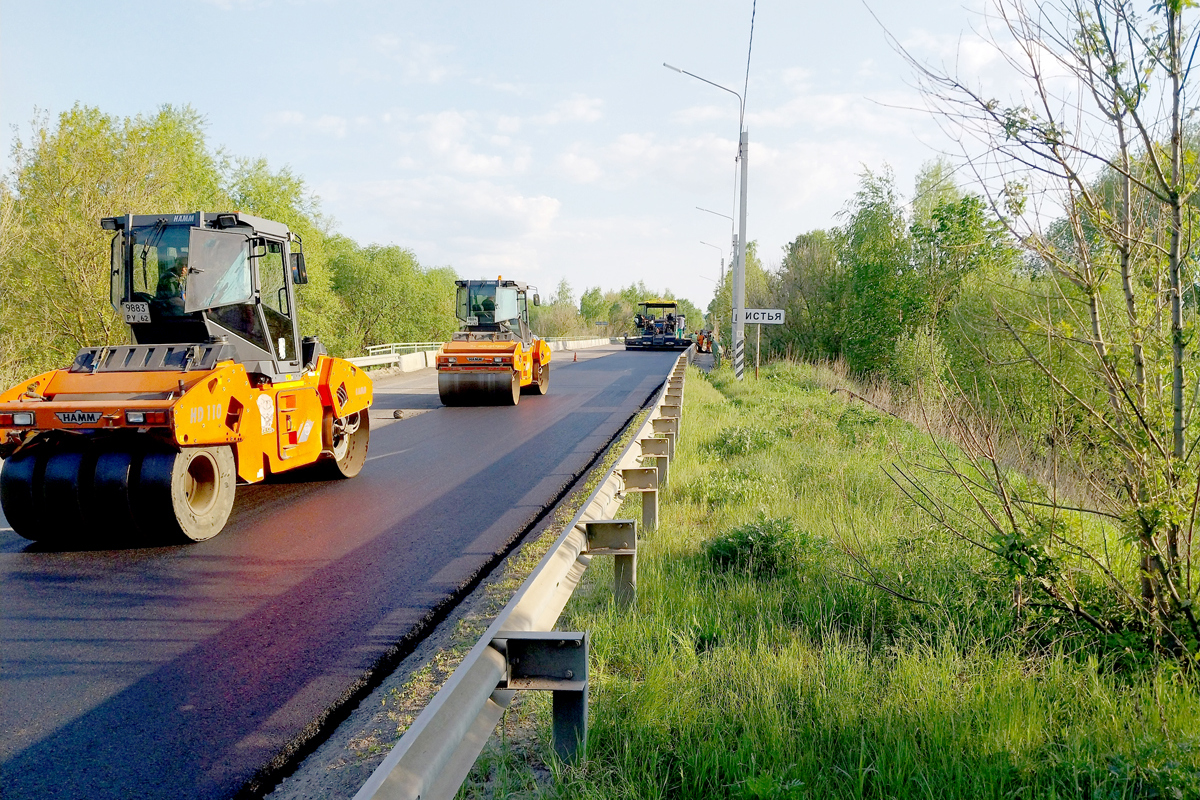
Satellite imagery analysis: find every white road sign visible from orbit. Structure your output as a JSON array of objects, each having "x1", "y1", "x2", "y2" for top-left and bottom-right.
[{"x1": 737, "y1": 308, "x2": 786, "y2": 325}]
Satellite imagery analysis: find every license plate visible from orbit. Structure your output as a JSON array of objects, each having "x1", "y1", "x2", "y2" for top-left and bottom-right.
[{"x1": 122, "y1": 301, "x2": 151, "y2": 324}]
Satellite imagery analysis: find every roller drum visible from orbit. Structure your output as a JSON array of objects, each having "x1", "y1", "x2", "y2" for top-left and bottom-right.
[
  {"x1": 521, "y1": 362, "x2": 550, "y2": 395},
  {"x1": 438, "y1": 370, "x2": 521, "y2": 406},
  {"x1": 317, "y1": 411, "x2": 370, "y2": 479}
]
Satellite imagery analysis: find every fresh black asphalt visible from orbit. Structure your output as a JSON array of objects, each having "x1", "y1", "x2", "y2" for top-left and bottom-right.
[{"x1": 0, "y1": 346, "x2": 680, "y2": 799}]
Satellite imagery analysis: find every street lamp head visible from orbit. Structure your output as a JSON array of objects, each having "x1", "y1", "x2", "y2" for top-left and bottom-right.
[{"x1": 663, "y1": 63, "x2": 683, "y2": 73}]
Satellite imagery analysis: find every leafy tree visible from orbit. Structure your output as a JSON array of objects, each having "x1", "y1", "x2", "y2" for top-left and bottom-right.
[
  {"x1": 766, "y1": 230, "x2": 847, "y2": 361},
  {"x1": 893, "y1": 0, "x2": 1200, "y2": 663},
  {"x1": 5, "y1": 104, "x2": 228, "y2": 374},
  {"x1": 840, "y1": 167, "x2": 913, "y2": 377},
  {"x1": 707, "y1": 241, "x2": 770, "y2": 349},
  {"x1": 0, "y1": 102, "x2": 459, "y2": 386},
  {"x1": 579, "y1": 286, "x2": 605, "y2": 322}
]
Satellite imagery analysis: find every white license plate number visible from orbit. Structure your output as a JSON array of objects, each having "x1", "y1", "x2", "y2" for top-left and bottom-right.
[{"x1": 122, "y1": 301, "x2": 151, "y2": 324}]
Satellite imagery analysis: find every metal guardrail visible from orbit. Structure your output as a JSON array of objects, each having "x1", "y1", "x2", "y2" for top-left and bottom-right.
[{"x1": 351, "y1": 348, "x2": 692, "y2": 800}]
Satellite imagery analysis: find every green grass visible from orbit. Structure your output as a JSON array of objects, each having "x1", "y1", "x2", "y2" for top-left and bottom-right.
[{"x1": 538, "y1": 361, "x2": 1200, "y2": 800}]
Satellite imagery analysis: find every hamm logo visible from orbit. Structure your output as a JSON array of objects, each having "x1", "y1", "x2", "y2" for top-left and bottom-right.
[{"x1": 55, "y1": 410, "x2": 104, "y2": 425}]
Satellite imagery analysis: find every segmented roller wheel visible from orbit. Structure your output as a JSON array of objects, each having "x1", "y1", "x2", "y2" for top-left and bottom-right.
[
  {"x1": 0, "y1": 446, "x2": 48, "y2": 541},
  {"x1": 521, "y1": 362, "x2": 550, "y2": 396},
  {"x1": 0, "y1": 442, "x2": 103, "y2": 544},
  {"x1": 319, "y1": 411, "x2": 370, "y2": 479},
  {"x1": 41, "y1": 447, "x2": 99, "y2": 535},
  {"x1": 137, "y1": 445, "x2": 237, "y2": 543},
  {"x1": 93, "y1": 446, "x2": 147, "y2": 544}
]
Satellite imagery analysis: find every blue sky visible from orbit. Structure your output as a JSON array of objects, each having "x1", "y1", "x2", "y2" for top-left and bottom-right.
[{"x1": 2, "y1": 0, "x2": 997, "y2": 309}]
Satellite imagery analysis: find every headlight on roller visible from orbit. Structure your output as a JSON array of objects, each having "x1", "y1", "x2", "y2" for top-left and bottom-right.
[{"x1": 0, "y1": 412, "x2": 34, "y2": 426}]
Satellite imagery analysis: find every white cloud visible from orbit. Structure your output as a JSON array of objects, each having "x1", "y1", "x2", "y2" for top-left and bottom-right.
[
  {"x1": 260, "y1": 110, "x2": 360, "y2": 140},
  {"x1": 418, "y1": 111, "x2": 531, "y2": 177},
  {"x1": 314, "y1": 115, "x2": 348, "y2": 138},
  {"x1": 532, "y1": 94, "x2": 604, "y2": 125},
  {"x1": 371, "y1": 35, "x2": 458, "y2": 83},
  {"x1": 555, "y1": 151, "x2": 603, "y2": 184}
]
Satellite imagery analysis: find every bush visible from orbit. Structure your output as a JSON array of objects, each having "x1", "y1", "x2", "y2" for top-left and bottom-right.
[
  {"x1": 686, "y1": 466, "x2": 776, "y2": 507},
  {"x1": 703, "y1": 425, "x2": 777, "y2": 458},
  {"x1": 705, "y1": 516, "x2": 799, "y2": 579}
]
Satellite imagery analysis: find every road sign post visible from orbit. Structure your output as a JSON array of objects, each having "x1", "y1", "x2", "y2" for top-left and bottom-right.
[{"x1": 734, "y1": 309, "x2": 784, "y2": 379}]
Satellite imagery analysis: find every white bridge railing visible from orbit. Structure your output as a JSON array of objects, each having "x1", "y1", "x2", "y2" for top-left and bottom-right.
[{"x1": 349, "y1": 337, "x2": 618, "y2": 370}]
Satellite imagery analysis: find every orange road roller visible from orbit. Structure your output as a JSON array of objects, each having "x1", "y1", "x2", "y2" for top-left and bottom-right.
[
  {"x1": 436, "y1": 278, "x2": 551, "y2": 406},
  {"x1": 0, "y1": 212, "x2": 373, "y2": 544}
]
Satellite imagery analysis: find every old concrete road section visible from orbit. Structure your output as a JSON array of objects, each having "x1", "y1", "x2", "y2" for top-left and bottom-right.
[{"x1": 0, "y1": 345, "x2": 680, "y2": 800}]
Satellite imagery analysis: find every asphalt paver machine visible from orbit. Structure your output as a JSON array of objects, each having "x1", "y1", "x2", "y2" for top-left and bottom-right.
[{"x1": 624, "y1": 300, "x2": 691, "y2": 351}]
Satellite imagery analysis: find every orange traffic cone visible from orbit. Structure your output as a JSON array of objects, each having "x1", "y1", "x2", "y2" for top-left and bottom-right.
[{"x1": 573, "y1": 351, "x2": 578, "y2": 362}]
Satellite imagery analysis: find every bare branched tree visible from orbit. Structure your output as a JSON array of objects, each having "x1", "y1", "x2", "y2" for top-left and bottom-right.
[{"x1": 884, "y1": 0, "x2": 1200, "y2": 662}]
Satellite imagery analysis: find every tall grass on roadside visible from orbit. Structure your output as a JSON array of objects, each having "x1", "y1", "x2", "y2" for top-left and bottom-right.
[{"x1": 542, "y1": 362, "x2": 1200, "y2": 800}]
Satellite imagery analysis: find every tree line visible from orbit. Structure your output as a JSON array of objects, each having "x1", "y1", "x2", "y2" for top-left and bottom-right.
[
  {"x1": 531, "y1": 278, "x2": 703, "y2": 339},
  {"x1": 0, "y1": 104, "x2": 703, "y2": 389},
  {"x1": 721, "y1": 0, "x2": 1200, "y2": 668}
]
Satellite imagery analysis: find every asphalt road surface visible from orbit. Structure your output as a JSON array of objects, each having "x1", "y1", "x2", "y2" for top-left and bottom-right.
[{"x1": 0, "y1": 345, "x2": 680, "y2": 799}]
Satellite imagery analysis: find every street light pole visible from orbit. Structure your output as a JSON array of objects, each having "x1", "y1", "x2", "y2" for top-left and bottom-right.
[
  {"x1": 696, "y1": 206, "x2": 735, "y2": 264},
  {"x1": 667, "y1": 63, "x2": 748, "y2": 380},
  {"x1": 699, "y1": 240, "x2": 724, "y2": 285},
  {"x1": 734, "y1": 129, "x2": 748, "y2": 381},
  {"x1": 699, "y1": 241, "x2": 724, "y2": 354}
]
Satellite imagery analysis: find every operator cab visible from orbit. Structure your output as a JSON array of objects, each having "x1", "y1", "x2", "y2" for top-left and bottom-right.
[
  {"x1": 453, "y1": 279, "x2": 539, "y2": 344},
  {"x1": 636, "y1": 301, "x2": 682, "y2": 336},
  {"x1": 103, "y1": 212, "x2": 313, "y2": 380}
]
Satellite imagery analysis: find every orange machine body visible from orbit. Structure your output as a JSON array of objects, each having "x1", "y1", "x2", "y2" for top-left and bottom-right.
[
  {"x1": 435, "y1": 338, "x2": 550, "y2": 388},
  {"x1": 0, "y1": 354, "x2": 372, "y2": 485}
]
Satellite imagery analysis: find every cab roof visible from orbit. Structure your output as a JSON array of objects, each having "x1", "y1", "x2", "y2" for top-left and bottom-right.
[
  {"x1": 455, "y1": 278, "x2": 530, "y2": 292},
  {"x1": 99, "y1": 212, "x2": 292, "y2": 239}
]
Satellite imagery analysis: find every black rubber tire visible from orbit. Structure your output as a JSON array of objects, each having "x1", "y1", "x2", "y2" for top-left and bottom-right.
[
  {"x1": 136, "y1": 445, "x2": 237, "y2": 543},
  {"x1": 40, "y1": 447, "x2": 97, "y2": 539},
  {"x1": 0, "y1": 446, "x2": 47, "y2": 541},
  {"x1": 319, "y1": 411, "x2": 370, "y2": 479},
  {"x1": 93, "y1": 446, "x2": 144, "y2": 544}
]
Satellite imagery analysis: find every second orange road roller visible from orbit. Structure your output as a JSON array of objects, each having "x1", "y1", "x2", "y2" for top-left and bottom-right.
[
  {"x1": 436, "y1": 278, "x2": 551, "y2": 406},
  {"x1": 0, "y1": 211, "x2": 373, "y2": 545}
]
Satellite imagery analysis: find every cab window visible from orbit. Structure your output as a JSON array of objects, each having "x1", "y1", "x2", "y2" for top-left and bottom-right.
[{"x1": 258, "y1": 241, "x2": 293, "y2": 360}]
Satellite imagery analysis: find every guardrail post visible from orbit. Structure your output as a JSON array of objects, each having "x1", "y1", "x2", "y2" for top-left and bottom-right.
[
  {"x1": 640, "y1": 437, "x2": 670, "y2": 486},
  {"x1": 651, "y1": 417, "x2": 678, "y2": 459},
  {"x1": 663, "y1": 395, "x2": 683, "y2": 423},
  {"x1": 496, "y1": 631, "x2": 588, "y2": 761},
  {"x1": 584, "y1": 519, "x2": 637, "y2": 607},
  {"x1": 621, "y1": 466, "x2": 658, "y2": 532}
]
